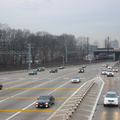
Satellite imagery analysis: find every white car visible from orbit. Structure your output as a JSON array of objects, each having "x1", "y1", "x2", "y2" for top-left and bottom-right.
[
  {"x1": 71, "y1": 77, "x2": 81, "y2": 83},
  {"x1": 107, "y1": 70, "x2": 114, "y2": 77},
  {"x1": 102, "y1": 64, "x2": 107, "y2": 67},
  {"x1": 101, "y1": 69, "x2": 107, "y2": 75},
  {"x1": 102, "y1": 64, "x2": 108, "y2": 68},
  {"x1": 112, "y1": 67, "x2": 118, "y2": 72},
  {"x1": 103, "y1": 91, "x2": 119, "y2": 107},
  {"x1": 107, "y1": 66, "x2": 112, "y2": 69}
]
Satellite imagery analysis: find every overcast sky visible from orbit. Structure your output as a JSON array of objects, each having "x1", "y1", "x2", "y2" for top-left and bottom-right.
[{"x1": 0, "y1": 0, "x2": 120, "y2": 45}]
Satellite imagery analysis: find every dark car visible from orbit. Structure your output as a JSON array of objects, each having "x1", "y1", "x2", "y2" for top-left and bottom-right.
[
  {"x1": 35, "y1": 95, "x2": 55, "y2": 108},
  {"x1": 78, "y1": 68, "x2": 84, "y2": 73},
  {"x1": 0, "y1": 84, "x2": 3, "y2": 90},
  {"x1": 28, "y1": 69, "x2": 37, "y2": 75},
  {"x1": 37, "y1": 67, "x2": 45, "y2": 72},
  {"x1": 50, "y1": 68, "x2": 58, "y2": 73}
]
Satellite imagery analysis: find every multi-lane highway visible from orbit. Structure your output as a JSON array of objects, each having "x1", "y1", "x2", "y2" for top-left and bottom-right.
[{"x1": 0, "y1": 62, "x2": 119, "y2": 120}]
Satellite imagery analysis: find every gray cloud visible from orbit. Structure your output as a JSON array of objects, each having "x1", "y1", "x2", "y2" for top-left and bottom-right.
[{"x1": 0, "y1": 0, "x2": 120, "y2": 44}]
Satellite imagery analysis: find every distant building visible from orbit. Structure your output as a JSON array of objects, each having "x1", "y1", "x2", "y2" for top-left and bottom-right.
[
  {"x1": 89, "y1": 45, "x2": 98, "y2": 51},
  {"x1": 110, "y1": 40, "x2": 119, "y2": 48},
  {"x1": 105, "y1": 39, "x2": 109, "y2": 48}
]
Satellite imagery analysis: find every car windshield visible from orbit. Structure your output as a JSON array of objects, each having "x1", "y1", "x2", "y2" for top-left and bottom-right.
[
  {"x1": 106, "y1": 93, "x2": 117, "y2": 98},
  {"x1": 73, "y1": 77, "x2": 79, "y2": 79},
  {"x1": 79, "y1": 68, "x2": 83, "y2": 70},
  {"x1": 39, "y1": 96, "x2": 50, "y2": 100},
  {"x1": 113, "y1": 67, "x2": 117, "y2": 69},
  {"x1": 38, "y1": 67, "x2": 42, "y2": 69}
]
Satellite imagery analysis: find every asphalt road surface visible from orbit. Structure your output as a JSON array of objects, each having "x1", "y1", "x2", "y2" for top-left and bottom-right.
[
  {"x1": 93, "y1": 62, "x2": 120, "y2": 120},
  {"x1": 0, "y1": 62, "x2": 119, "y2": 120}
]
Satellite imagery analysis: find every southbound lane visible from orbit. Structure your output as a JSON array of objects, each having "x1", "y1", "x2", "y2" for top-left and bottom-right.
[{"x1": 0, "y1": 63, "x2": 107, "y2": 120}]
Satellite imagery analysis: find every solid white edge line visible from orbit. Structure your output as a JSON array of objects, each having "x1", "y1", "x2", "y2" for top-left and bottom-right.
[
  {"x1": 47, "y1": 82, "x2": 87, "y2": 120},
  {"x1": 88, "y1": 76, "x2": 105, "y2": 120}
]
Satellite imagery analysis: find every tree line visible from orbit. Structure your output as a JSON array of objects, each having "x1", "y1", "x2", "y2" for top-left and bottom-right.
[{"x1": 0, "y1": 23, "x2": 90, "y2": 67}]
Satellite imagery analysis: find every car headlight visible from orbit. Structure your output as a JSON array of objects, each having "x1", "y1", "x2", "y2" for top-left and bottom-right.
[
  {"x1": 36, "y1": 103, "x2": 38, "y2": 104},
  {"x1": 45, "y1": 103, "x2": 48, "y2": 105},
  {"x1": 104, "y1": 99, "x2": 107, "y2": 101}
]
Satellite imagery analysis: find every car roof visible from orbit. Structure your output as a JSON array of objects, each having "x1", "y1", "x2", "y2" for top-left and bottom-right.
[
  {"x1": 102, "y1": 69, "x2": 107, "y2": 71},
  {"x1": 29, "y1": 69, "x2": 36, "y2": 71},
  {"x1": 107, "y1": 70, "x2": 113, "y2": 71},
  {"x1": 106, "y1": 91, "x2": 117, "y2": 94},
  {"x1": 79, "y1": 68, "x2": 84, "y2": 69},
  {"x1": 72, "y1": 76, "x2": 80, "y2": 79},
  {"x1": 112, "y1": 67, "x2": 118, "y2": 68},
  {"x1": 40, "y1": 95, "x2": 53, "y2": 97}
]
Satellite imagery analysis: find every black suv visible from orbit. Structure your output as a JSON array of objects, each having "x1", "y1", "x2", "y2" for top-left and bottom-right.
[
  {"x1": 0, "y1": 84, "x2": 3, "y2": 90},
  {"x1": 37, "y1": 67, "x2": 45, "y2": 72},
  {"x1": 78, "y1": 68, "x2": 84, "y2": 73},
  {"x1": 50, "y1": 68, "x2": 58, "y2": 73},
  {"x1": 35, "y1": 95, "x2": 55, "y2": 108}
]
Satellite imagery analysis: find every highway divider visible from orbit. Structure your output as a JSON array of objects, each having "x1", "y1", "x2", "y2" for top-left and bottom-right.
[{"x1": 47, "y1": 77, "x2": 103, "y2": 120}]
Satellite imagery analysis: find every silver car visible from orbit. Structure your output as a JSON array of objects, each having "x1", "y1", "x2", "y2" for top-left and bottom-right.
[
  {"x1": 101, "y1": 69, "x2": 107, "y2": 75},
  {"x1": 28, "y1": 69, "x2": 37, "y2": 75},
  {"x1": 112, "y1": 67, "x2": 118, "y2": 72},
  {"x1": 107, "y1": 70, "x2": 114, "y2": 77},
  {"x1": 71, "y1": 77, "x2": 81, "y2": 83}
]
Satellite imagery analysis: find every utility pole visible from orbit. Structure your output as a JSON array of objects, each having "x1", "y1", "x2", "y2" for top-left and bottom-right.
[
  {"x1": 65, "y1": 44, "x2": 68, "y2": 63},
  {"x1": 87, "y1": 37, "x2": 89, "y2": 60},
  {"x1": 64, "y1": 35, "x2": 68, "y2": 63},
  {"x1": 108, "y1": 36, "x2": 110, "y2": 58},
  {"x1": 28, "y1": 44, "x2": 32, "y2": 70}
]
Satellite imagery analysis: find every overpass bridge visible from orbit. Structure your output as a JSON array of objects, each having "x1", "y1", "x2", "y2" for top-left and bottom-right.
[{"x1": 94, "y1": 48, "x2": 120, "y2": 61}]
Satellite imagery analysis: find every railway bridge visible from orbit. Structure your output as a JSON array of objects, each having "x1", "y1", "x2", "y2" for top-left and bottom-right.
[{"x1": 94, "y1": 48, "x2": 120, "y2": 61}]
